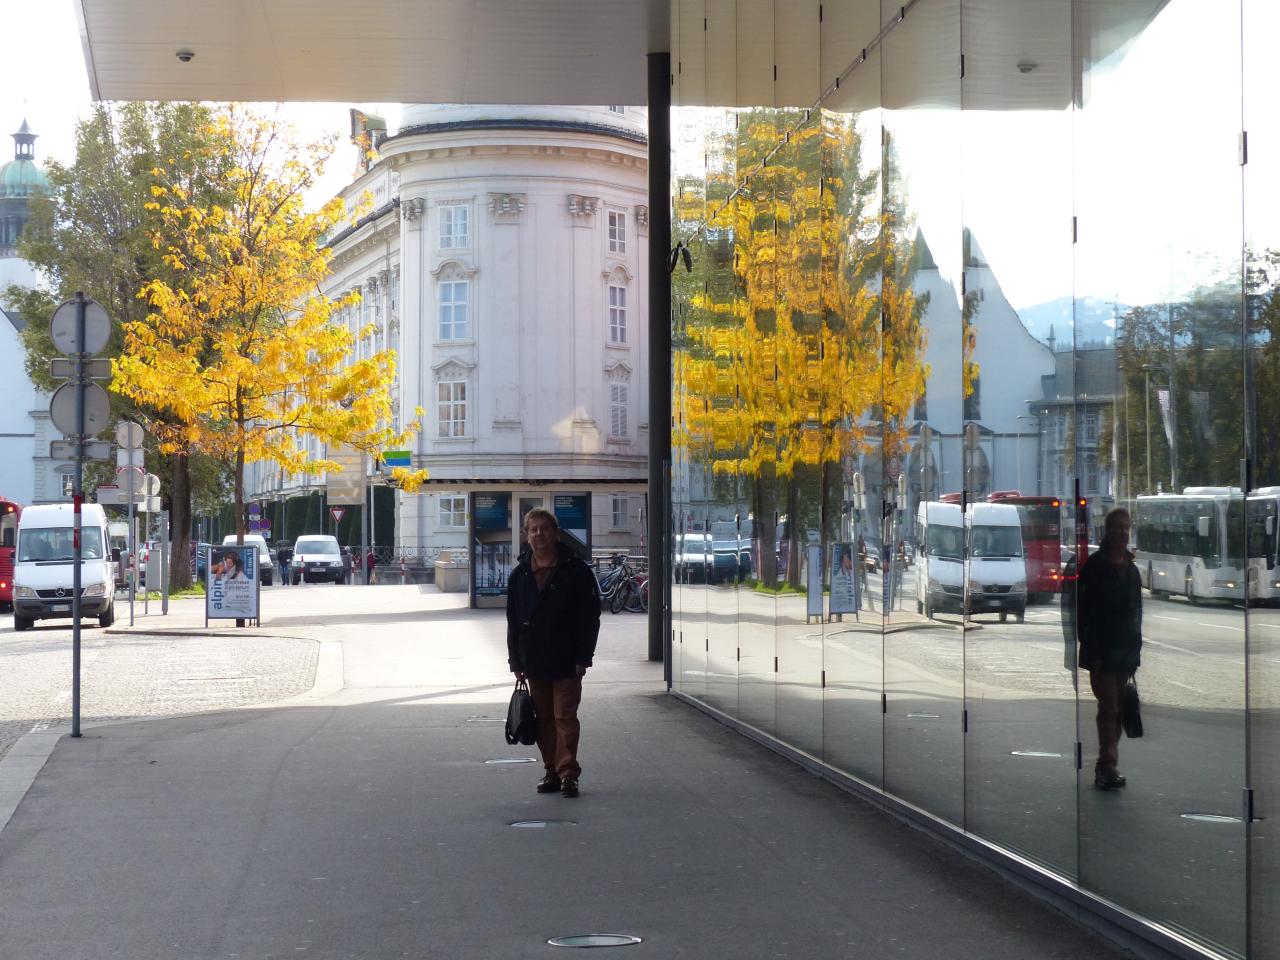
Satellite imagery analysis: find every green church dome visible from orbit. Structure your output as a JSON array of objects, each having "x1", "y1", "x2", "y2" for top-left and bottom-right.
[{"x1": 0, "y1": 120, "x2": 48, "y2": 199}]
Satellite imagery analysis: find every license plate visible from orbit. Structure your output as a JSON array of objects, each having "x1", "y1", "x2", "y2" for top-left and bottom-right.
[{"x1": 50, "y1": 604, "x2": 71, "y2": 613}]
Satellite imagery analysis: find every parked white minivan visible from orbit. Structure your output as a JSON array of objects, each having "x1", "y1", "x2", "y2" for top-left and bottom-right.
[
  {"x1": 915, "y1": 501, "x2": 965, "y2": 618},
  {"x1": 965, "y1": 502, "x2": 1027, "y2": 623},
  {"x1": 13, "y1": 503, "x2": 116, "y2": 630},
  {"x1": 291, "y1": 534, "x2": 345, "y2": 584}
]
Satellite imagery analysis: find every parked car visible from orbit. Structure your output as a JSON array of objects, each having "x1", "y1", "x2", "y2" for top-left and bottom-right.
[
  {"x1": 221, "y1": 533, "x2": 275, "y2": 586},
  {"x1": 292, "y1": 535, "x2": 345, "y2": 584}
]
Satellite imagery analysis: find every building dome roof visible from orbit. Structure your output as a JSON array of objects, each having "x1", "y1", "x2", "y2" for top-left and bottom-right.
[
  {"x1": 0, "y1": 158, "x2": 48, "y2": 198},
  {"x1": 0, "y1": 120, "x2": 48, "y2": 199}
]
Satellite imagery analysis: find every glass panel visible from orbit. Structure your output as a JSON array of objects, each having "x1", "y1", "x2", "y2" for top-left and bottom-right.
[
  {"x1": 1244, "y1": 0, "x2": 1280, "y2": 953},
  {"x1": 735, "y1": 105, "x2": 780, "y2": 737},
  {"x1": 704, "y1": 107, "x2": 740, "y2": 717},
  {"x1": 1075, "y1": 2, "x2": 1246, "y2": 954},
  {"x1": 881, "y1": 0, "x2": 965, "y2": 827},
  {"x1": 958, "y1": 0, "x2": 1077, "y2": 877},
  {"x1": 774, "y1": 112, "x2": 826, "y2": 758},
  {"x1": 820, "y1": 29, "x2": 886, "y2": 787},
  {"x1": 672, "y1": 95, "x2": 711, "y2": 699}
]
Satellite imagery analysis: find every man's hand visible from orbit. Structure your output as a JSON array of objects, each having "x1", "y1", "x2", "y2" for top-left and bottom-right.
[
  {"x1": 514, "y1": 670, "x2": 526, "y2": 680},
  {"x1": 576, "y1": 665, "x2": 588, "y2": 678}
]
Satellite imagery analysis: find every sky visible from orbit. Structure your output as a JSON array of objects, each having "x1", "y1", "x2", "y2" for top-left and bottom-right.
[
  {"x1": 5, "y1": 0, "x2": 1276, "y2": 315},
  {"x1": 0, "y1": 0, "x2": 396, "y2": 206}
]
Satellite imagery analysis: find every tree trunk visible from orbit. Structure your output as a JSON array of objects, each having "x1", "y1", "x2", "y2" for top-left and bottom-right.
[
  {"x1": 234, "y1": 445, "x2": 245, "y2": 544},
  {"x1": 169, "y1": 452, "x2": 193, "y2": 590}
]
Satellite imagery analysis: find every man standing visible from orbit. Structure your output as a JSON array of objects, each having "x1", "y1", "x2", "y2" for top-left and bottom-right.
[
  {"x1": 1077, "y1": 508, "x2": 1142, "y2": 790},
  {"x1": 506, "y1": 508, "x2": 600, "y2": 798},
  {"x1": 277, "y1": 541, "x2": 293, "y2": 587}
]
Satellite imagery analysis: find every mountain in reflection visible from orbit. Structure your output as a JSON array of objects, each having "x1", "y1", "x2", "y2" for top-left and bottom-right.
[{"x1": 1016, "y1": 296, "x2": 1130, "y2": 349}]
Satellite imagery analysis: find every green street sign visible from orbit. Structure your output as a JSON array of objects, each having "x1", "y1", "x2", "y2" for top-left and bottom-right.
[{"x1": 382, "y1": 449, "x2": 412, "y2": 467}]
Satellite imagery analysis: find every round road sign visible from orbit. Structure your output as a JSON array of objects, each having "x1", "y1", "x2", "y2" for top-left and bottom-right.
[
  {"x1": 50, "y1": 382, "x2": 112, "y2": 437},
  {"x1": 50, "y1": 297, "x2": 112, "y2": 357}
]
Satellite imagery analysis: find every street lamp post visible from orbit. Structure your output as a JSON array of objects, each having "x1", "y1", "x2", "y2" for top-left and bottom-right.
[{"x1": 1017, "y1": 414, "x2": 1040, "y2": 494}]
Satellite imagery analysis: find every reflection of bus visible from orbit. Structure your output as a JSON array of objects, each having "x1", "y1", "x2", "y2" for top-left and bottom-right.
[
  {"x1": 0, "y1": 497, "x2": 20, "y2": 611},
  {"x1": 1135, "y1": 488, "x2": 1244, "y2": 603},
  {"x1": 1247, "y1": 488, "x2": 1280, "y2": 604},
  {"x1": 986, "y1": 492, "x2": 1065, "y2": 599}
]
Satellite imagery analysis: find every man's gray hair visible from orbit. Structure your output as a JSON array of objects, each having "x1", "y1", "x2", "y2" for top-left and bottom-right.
[{"x1": 523, "y1": 507, "x2": 558, "y2": 532}]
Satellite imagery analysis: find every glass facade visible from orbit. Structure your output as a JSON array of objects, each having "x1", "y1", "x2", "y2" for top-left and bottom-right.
[{"x1": 669, "y1": 2, "x2": 1278, "y2": 957}]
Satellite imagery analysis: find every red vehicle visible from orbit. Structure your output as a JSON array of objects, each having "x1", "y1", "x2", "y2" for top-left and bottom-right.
[
  {"x1": 0, "y1": 497, "x2": 21, "y2": 611},
  {"x1": 986, "y1": 492, "x2": 1066, "y2": 598}
]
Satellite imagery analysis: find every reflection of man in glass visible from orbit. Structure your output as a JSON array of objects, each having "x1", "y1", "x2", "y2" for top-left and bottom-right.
[{"x1": 1077, "y1": 508, "x2": 1142, "y2": 790}]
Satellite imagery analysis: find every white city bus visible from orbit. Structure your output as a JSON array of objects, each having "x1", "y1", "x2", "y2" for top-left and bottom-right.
[
  {"x1": 1247, "y1": 487, "x2": 1280, "y2": 604},
  {"x1": 1134, "y1": 487, "x2": 1244, "y2": 604}
]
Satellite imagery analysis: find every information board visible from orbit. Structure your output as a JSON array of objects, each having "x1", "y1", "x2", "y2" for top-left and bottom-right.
[{"x1": 205, "y1": 545, "x2": 260, "y2": 621}]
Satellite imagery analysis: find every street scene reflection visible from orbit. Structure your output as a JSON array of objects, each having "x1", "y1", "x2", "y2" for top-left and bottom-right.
[{"x1": 670, "y1": 0, "x2": 1276, "y2": 956}]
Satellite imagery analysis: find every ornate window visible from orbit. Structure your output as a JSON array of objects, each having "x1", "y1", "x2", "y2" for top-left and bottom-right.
[
  {"x1": 608, "y1": 284, "x2": 627, "y2": 344},
  {"x1": 607, "y1": 210, "x2": 626, "y2": 254},
  {"x1": 607, "y1": 365, "x2": 631, "y2": 441},
  {"x1": 438, "y1": 381, "x2": 467, "y2": 438},
  {"x1": 439, "y1": 204, "x2": 469, "y2": 249},
  {"x1": 438, "y1": 279, "x2": 470, "y2": 341}
]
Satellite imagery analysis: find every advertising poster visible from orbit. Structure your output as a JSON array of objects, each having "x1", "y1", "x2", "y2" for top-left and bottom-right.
[
  {"x1": 472, "y1": 492, "x2": 513, "y2": 604},
  {"x1": 553, "y1": 494, "x2": 590, "y2": 550},
  {"x1": 806, "y1": 544, "x2": 824, "y2": 618},
  {"x1": 206, "y1": 545, "x2": 260, "y2": 621},
  {"x1": 829, "y1": 542, "x2": 860, "y2": 615}
]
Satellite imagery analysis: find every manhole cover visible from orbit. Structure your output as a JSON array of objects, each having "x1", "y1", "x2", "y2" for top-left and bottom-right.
[
  {"x1": 1010, "y1": 751, "x2": 1063, "y2": 758},
  {"x1": 548, "y1": 935, "x2": 642, "y2": 947},
  {"x1": 511, "y1": 819, "x2": 578, "y2": 828},
  {"x1": 485, "y1": 758, "x2": 537, "y2": 764},
  {"x1": 1180, "y1": 813, "x2": 1244, "y2": 824}
]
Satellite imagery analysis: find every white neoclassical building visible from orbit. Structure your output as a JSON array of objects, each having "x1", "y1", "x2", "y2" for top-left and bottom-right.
[{"x1": 248, "y1": 105, "x2": 650, "y2": 577}]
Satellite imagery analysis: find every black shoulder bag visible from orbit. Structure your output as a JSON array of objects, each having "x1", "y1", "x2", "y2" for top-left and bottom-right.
[{"x1": 505, "y1": 678, "x2": 538, "y2": 746}]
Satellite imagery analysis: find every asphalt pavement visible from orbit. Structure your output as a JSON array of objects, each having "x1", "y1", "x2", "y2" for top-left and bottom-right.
[{"x1": 0, "y1": 584, "x2": 1139, "y2": 960}]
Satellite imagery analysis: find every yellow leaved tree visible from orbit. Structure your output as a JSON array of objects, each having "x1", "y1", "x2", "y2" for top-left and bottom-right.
[{"x1": 115, "y1": 106, "x2": 426, "y2": 543}]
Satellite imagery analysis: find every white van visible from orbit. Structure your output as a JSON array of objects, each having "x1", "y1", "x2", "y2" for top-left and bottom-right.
[
  {"x1": 915, "y1": 501, "x2": 965, "y2": 618},
  {"x1": 965, "y1": 502, "x2": 1027, "y2": 623},
  {"x1": 13, "y1": 503, "x2": 117, "y2": 630},
  {"x1": 291, "y1": 534, "x2": 345, "y2": 584}
]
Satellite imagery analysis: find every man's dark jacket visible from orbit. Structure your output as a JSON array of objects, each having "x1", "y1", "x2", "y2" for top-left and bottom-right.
[{"x1": 506, "y1": 546, "x2": 601, "y2": 679}]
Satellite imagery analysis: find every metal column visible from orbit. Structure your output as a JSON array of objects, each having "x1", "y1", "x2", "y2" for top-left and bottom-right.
[{"x1": 647, "y1": 51, "x2": 672, "y2": 670}]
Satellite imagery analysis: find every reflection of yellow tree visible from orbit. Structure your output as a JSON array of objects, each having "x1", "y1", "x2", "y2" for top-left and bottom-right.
[{"x1": 673, "y1": 107, "x2": 930, "y2": 585}]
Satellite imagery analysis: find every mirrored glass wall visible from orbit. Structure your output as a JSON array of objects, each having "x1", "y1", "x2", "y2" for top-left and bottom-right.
[{"x1": 669, "y1": 1, "x2": 1276, "y2": 957}]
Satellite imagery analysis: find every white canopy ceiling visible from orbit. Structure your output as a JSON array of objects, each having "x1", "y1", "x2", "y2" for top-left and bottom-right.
[{"x1": 74, "y1": 0, "x2": 1163, "y2": 109}]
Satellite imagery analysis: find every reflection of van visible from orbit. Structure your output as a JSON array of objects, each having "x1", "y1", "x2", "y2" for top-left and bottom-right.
[
  {"x1": 965, "y1": 502, "x2": 1027, "y2": 623},
  {"x1": 916, "y1": 501, "x2": 964, "y2": 617},
  {"x1": 13, "y1": 503, "x2": 116, "y2": 630}
]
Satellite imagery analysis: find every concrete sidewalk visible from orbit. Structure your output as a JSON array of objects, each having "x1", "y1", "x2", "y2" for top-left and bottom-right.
[{"x1": 0, "y1": 592, "x2": 1133, "y2": 960}]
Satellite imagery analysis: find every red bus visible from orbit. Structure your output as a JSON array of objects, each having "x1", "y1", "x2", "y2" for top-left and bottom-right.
[
  {"x1": 0, "y1": 497, "x2": 21, "y2": 611},
  {"x1": 986, "y1": 492, "x2": 1066, "y2": 598}
]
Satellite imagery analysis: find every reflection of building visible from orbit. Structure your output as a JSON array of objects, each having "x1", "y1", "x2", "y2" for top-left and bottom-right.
[
  {"x1": 246, "y1": 105, "x2": 650, "y2": 561},
  {"x1": 0, "y1": 120, "x2": 58, "y2": 506},
  {"x1": 1029, "y1": 345, "x2": 1117, "y2": 510}
]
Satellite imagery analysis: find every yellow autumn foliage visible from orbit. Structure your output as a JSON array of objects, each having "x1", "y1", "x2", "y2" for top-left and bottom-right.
[{"x1": 114, "y1": 106, "x2": 426, "y2": 537}]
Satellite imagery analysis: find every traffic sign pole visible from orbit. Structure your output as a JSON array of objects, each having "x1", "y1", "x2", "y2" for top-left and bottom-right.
[{"x1": 71, "y1": 294, "x2": 85, "y2": 739}]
